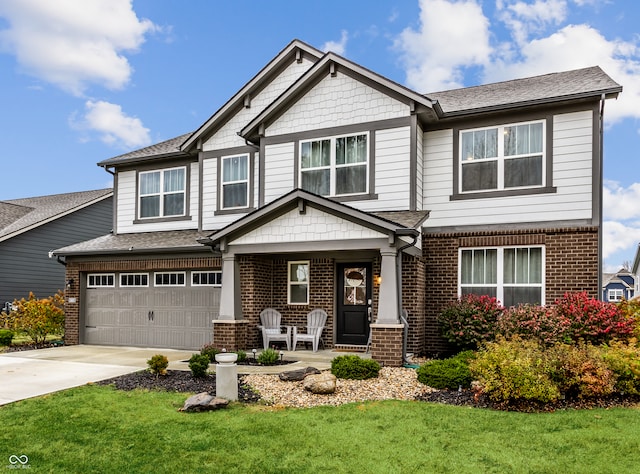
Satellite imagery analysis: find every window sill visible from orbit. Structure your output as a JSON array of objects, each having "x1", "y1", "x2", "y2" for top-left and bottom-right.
[
  {"x1": 331, "y1": 193, "x2": 378, "y2": 203},
  {"x1": 214, "y1": 207, "x2": 255, "y2": 216},
  {"x1": 450, "y1": 186, "x2": 556, "y2": 201},
  {"x1": 134, "y1": 215, "x2": 192, "y2": 224}
]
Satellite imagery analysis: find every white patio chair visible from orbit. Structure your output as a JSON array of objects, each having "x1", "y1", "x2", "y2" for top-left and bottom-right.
[
  {"x1": 258, "y1": 308, "x2": 291, "y2": 351},
  {"x1": 292, "y1": 309, "x2": 327, "y2": 352}
]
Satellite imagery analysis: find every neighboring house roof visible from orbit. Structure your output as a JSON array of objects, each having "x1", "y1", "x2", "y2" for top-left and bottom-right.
[
  {"x1": 53, "y1": 229, "x2": 210, "y2": 256},
  {"x1": 98, "y1": 132, "x2": 193, "y2": 167},
  {"x1": 181, "y1": 39, "x2": 324, "y2": 152},
  {"x1": 0, "y1": 189, "x2": 113, "y2": 243},
  {"x1": 427, "y1": 66, "x2": 622, "y2": 117}
]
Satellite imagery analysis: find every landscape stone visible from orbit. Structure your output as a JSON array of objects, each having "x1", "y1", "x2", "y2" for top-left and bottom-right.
[
  {"x1": 303, "y1": 373, "x2": 336, "y2": 394},
  {"x1": 278, "y1": 367, "x2": 321, "y2": 382},
  {"x1": 180, "y1": 392, "x2": 230, "y2": 412}
]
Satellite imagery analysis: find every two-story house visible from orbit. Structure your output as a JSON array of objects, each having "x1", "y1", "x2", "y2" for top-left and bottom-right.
[
  {"x1": 53, "y1": 40, "x2": 621, "y2": 365},
  {"x1": 602, "y1": 269, "x2": 636, "y2": 302}
]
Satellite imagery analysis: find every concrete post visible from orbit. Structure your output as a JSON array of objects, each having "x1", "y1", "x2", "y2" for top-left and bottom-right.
[{"x1": 215, "y1": 353, "x2": 238, "y2": 401}]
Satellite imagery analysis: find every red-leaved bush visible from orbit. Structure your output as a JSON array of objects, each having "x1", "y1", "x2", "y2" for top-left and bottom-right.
[
  {"x1": 437, "y1": 294, "x2": 504, "y2": 350},
  {"x1": 553, "y1": 292, "x2": 635, "y2": 345},
  {"x1": 497, "y1": 304, "x2": 571, "y2": 345}
]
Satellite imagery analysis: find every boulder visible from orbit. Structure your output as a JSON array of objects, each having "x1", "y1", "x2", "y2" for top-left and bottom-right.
[
  {"x1": 279, "y1": 367, "x2": 321, "y2": 382},
  {"x1": 179, "y1": 392, "x2": 230, "y2": 412},
  {"x1": 303, "y1": 373, "x2": 337, "y2": 394}
]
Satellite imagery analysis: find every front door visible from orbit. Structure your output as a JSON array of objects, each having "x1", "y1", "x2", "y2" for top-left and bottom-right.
[{"x1": 336, "y1": 262, "x2": 372, "y2": 345}]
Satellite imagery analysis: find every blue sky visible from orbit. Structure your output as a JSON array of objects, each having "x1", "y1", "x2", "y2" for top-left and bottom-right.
[{"x1": 0, "y1": 0, "x2": 639, "y2": 270}]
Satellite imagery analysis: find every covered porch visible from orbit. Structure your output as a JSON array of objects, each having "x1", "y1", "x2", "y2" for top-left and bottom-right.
[{"x1": 199, "y1": 189, "x2": 428, "y2": 366}]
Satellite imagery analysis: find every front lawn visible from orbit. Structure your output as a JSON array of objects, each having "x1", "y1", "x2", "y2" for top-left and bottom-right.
[{"x1": 1, "y1": 385, "x2": 639, "y2": 473}]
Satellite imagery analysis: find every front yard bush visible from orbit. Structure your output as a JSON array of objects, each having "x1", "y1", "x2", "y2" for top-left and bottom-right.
[
  {"x1": 0, "y1": 329, "x2": 14, "y2": 346},
  {"x1": 331, "y1": 355, "x2": 380, "y2": 380},
  {"x1": 416, "y1": 351, "x2": 475, "y2": 389},
  {"x1": 147, "y1": 354, "x2": 169, "y2": 376},
  {"x1": 188, "y1": 354, "x2": 210, "y2": 378},
  {"x1": 0, "y1": 292, "x2": 65, "y2": 345},
  {"x1": 256, "y1": 348, "x2": 279, "y2": 365},
  {"x1": 437, "y1": 294, "x2": 503, "y2": 350},
  {"x1": 601, "y1": 340, "x2": 640, "y2": 396},
  {"x1": 497, "y1": 304, "x2": 571, "y2": 345},
  {"x1": 200, "y1": 343, "x2": 220, "y2": 363},
  {"x1": 617, "y1": 299, "x2": 640, "y2": 340}
]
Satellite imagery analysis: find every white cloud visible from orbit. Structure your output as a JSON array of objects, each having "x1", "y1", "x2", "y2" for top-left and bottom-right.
[
  {"x1": 602, "y1": 220, "x2": 640, "y2": 261},
  {"x1": 603, "y1": 180, "x2": 640, "y2": 221},
  {"x1": 0, "y1": 0, "x2": 156, "y2": 96},
  {"x1": 497, "y1": 0, "x2": 567, "y2": 46},
  {"x1": 72, "y1": 100, "x2": 151, "y2": 149},
  {"x1": 322, "y1": 30, "x2": 348, "y2": 56},
  {"x1": 601, "y1": 180, "x2": 640, "y2": 268},
  {"x1": 395, "y1": 0, "x2": 491, "y2": 92}
]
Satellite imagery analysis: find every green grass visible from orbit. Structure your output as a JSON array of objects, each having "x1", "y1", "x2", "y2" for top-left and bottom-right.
[{"x1": 1, "y1": 386, "x2": 640, "y2": 473}]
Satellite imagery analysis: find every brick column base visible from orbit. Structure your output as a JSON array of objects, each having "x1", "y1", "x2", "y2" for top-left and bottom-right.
[
  {"x1": 212, "y1": 320, "x2": 249, "y2": 351},
  {"x1": 370, "y1": 323, "x2": 404, "y2": 367}
]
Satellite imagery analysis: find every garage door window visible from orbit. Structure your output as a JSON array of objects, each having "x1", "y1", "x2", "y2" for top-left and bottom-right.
[
  {"x1": 192, "y1": 271, "x2": 222, "y2": 286},
  {"x1": 87, "y1": 274, "x2": 115, "y2": 288},
  {"x1": 155, "y1": 272, "x2": 186, "y2": 287},
  {"x1": 120, "y1": 273, "x2": 149, "y2": 287}
]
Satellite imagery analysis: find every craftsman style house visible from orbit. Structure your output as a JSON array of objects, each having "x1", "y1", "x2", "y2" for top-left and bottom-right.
[{"x1": 53, "y1": 40, "x2": 621, "y2": 365}]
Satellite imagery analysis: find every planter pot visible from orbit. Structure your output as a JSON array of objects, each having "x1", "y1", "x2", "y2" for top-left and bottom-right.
[{"x1": 215, "y1": 353, "x2": 238, "y2": 364}]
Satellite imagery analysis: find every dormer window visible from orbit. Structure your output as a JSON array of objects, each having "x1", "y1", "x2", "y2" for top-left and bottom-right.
[{"x1": 138, "y1": 167, "x2": 186, "y2": 218}]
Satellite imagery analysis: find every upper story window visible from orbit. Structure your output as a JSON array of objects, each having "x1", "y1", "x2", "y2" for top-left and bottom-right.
[
  {"x1": 222, "y1": 155, "x2": 249, "y2": 209},
  {"x1": 300, "y1": 133, "x2": 368, "y2": 197},
  {"x1": 460, "y1": 121, "x2": 544, "y2": 193},
  {"x1": 139, "y1": 167, "x2": 186, "y2": 218}
]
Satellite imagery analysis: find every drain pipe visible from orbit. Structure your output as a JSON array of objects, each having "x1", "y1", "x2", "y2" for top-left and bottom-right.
[{"x1": 395, "y1": 229, "x2": 419, "y2": 365}]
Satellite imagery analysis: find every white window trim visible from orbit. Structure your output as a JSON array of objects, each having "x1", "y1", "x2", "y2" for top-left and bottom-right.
[
  {"x1": 299, "y1": 132, "x2": 369, "y2": 197},
  {"x1": 608, "y1": 288, "x2": 624, "y2": 302},
  {"x1": 288, "y1": 260, "x2": 310, "y2": 305},
  {"x1": 221, "y1": 154, "x2": 249, "y2": 210},
  {"x1": 120, "y1": 273, "x2": 149, "y2": 288},
  {"x1": 138, "y1": 166, "x2": 186, "y2": 219},
  {"x1": 191, "y1": 271, "x2": 222, "y2": 287},
  {"x1": 459, "y1": 120, "x2": 546, "y2": 194},
  {"x1": 87, "y1": 273, "x2": 115, "y2": 288},
  {"x1": 458, "y1": 246, "x2": 546, "y2": 306},
  {"x1": 154, "y1": 272, "x2": 187, "y2": 287}
]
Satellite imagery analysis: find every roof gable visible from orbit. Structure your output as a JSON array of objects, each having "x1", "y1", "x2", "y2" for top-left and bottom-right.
[{"x1": 0, "y1": 189, "x2": 113, "y2": 242}]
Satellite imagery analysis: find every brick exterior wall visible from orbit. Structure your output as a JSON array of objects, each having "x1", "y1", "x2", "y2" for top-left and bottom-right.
[
  {"x1": 212, "y1": 320, "x2": 248, "y2": 351},
  {"x1": 422, "y1": 226, "x2": 599, "y2": 356},
  {"x1": 63, "y1": 256, "x2": 221, "y2": 345},
  {"x1": 370, "y1": 325, "x2": 404, "y2": 367},
  {"x1": 400, "y1": 254, "x2": 426, "y2": 356}
]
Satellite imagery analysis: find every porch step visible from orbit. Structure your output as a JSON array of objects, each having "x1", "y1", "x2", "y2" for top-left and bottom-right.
[{"x1": 333, "y1": 344, "x2": 367, "y2": 353}]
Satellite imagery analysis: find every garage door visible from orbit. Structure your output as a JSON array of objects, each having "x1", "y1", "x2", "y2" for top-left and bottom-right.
[{"x1": 83, "y1": 272, "x2": 220, "y2": 350}]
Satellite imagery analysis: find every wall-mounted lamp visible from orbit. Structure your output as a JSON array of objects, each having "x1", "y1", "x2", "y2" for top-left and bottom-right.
[
  {"x1": 374, "y1": 275, "x2": 382, "y2": 285},
  {"x1": 66, "y1": 278, "x2": 74, "y2": 289}
]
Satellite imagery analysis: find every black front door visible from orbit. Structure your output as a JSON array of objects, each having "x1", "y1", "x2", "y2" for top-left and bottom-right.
[{"x1": 336, "y1": 262, "x2": 372, "y2": 345}]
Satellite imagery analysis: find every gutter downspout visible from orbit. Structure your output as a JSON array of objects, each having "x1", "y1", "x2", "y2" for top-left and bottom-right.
[
  {"x1": 395, "y1": 229, "x2": 419, "y2": 365},
  {"x1": 598, "y1": 93, "x2": 605, "y2": 300}
]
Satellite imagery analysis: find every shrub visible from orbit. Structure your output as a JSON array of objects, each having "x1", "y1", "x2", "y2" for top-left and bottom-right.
[
  {"x1": 235, "y1": 350, "x2": 247, "y2": 363},
  {"x1": 437, "y1": 294, "x2": 504, "y2": 350},
  {"x1": 147, "y1": 354, "x2": 169, "y2": 376},
  {"x1": 256, "y1": 348, "x2": 279, "y2": 365},
  {"x1": 331, "y1": 355, "x2": 380, "y2": 380},
  {"x1": 553, "y1": 292, "x2": 635, "y2": 344},
  {"x1": 601, "y1": 340, "x2": 640, "y2": 395},
  {"x1": 617, "y1": 299, "x2": 640, "y2": 341},
  {"x1": 416, "y1": 351, "x2": 475, "y2": 389},
  {"x1": 0, "y1": 329, "x2": 14, "y2": 346},
  {"x1": 200, "y1": 343, "x2": 220, "y2": 363},
  {"x1": 498, "y1": 304, "x2": 571, "y2": 345},
  {"x1": 0, "y1": 292, "x2": 65, "y2": 345},
  {"x1": 470, "y1": 337, "x2": 560, "y2": 404},
  {"x1": 189, "y1": 353, "x2": 210, "y2": 378}
]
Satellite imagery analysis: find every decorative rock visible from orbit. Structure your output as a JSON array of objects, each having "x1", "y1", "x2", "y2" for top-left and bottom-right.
[
  {"x1": 279, "y1": 367, "x2": 321, "y2": 382},
  {"x1": 179, "y1": 392, "x2": 230, "y2": 412},
  {"x1": 303, "y1": 373, "x2": 337, "y2": 394}
]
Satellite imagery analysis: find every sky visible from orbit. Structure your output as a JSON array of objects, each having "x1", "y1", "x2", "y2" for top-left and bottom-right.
[{"x1": 0, "y1": 0, "x2": 639, "y2": 271}]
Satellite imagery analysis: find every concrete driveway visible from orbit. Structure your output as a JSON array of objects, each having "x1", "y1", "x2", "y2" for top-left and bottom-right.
[{"x1": 0, "y1": 345, "x2": 195, "y2": 405}]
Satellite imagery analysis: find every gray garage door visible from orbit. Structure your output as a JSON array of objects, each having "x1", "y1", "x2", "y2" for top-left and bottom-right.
[{"x1": 83, "y1": 283, "x2": 219, "y2": 350}]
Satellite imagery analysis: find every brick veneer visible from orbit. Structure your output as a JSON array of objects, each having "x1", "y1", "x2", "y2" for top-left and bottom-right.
[
  {"x1": 370, "y1": 324, "x2": 404, "y2": 367},
  {"x1": 422, "y1": 226, "x2": 599, "y2": 356},
  {"x1": 212, "y1": 320, "x2": 248, "y2": 351}
]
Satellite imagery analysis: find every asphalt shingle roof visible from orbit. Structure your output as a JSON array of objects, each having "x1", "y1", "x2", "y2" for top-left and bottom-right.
[
  {"x1": 0, "y1": 189, "x2": 113, "y2": 241},
  {"x1": 426, "y1": 66, "x2": 621, "y2": 115},
  {"x1": 97, "y1": 132, "x2": 193, "y2": 166}
]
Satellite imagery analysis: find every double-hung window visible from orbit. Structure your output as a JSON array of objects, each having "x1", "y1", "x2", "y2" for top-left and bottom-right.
[
  {"x1": 460, "y1": 120, "x2": 544, "y2": 193},
  {"x1": 608, "y1": 289, "x2": 623, "y2": 302},
  {"x1": 460, "y1": 246, "x2": 544, "y2": 307},
  {"x1": 300, "y1": 133, "x2": 368, "y2": 197},
  {"x1": 222, "y1": 155, "x2": 249, "y2": 209},
  {"x1": 139, "y1": 167, "x2": 186, "y2": 218},
  {"x1": 288, "y1": 261, "x2": 309, "y2": 305}
]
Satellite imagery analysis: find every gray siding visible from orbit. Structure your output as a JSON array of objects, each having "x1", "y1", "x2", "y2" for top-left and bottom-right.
[{"x1": 0, "y1": 197, "x2": 113, "y2": 304}]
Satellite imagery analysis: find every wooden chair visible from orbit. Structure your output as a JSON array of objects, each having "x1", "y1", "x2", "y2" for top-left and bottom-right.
[
  {"x1": 292, "y1": 309, "x2": 327, "y2": 352},
  {"x1": 258, "y1": 308, "x2": 291, "y2": 350}
]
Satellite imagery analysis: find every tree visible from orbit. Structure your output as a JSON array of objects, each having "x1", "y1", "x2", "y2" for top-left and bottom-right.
[{"x1": 0, "y1": 292, "x2": 65, "y2": 345}]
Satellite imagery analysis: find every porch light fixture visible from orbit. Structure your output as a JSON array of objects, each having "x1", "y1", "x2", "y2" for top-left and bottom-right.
[
  {"x1": 66, "y1": 278, "x2": 74, "y2": 289},
  {"x1": 374, "y1": 275, "x2": 382, "y2": 285}
]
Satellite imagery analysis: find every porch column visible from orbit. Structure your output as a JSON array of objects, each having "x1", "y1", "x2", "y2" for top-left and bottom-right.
[
  {"x1": 219, "y1": 254, "x2": 242, "y2": 320},
  {"x1": 377, "y1": 249, "x2": 399, "y2": 324}
]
